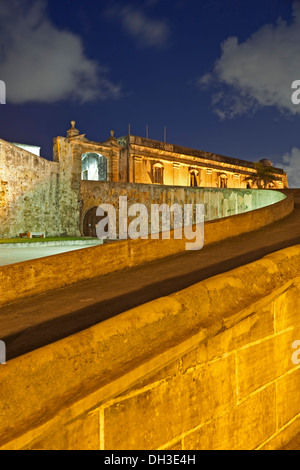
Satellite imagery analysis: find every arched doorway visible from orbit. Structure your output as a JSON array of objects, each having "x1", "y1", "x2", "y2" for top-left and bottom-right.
[{"x1": 83, "y1": 207, "x2": 108, "y2": 237}]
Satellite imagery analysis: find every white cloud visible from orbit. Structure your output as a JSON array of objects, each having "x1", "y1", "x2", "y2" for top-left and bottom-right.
[
  {"x1": 277, "y1": 147, "x2": 300, "y2": 188},
  {"x1": 0, "y1": 0, "x2": 121, "y2": 104},
  {"x1": 199, "y1": 1, "x2": 300, "y2": 118},
  {"x1": 106, "y1": 4, "x2": 170, "y2": 48}
]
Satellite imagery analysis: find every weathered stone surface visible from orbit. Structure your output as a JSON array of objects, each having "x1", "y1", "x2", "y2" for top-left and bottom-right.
[
  {"x1": 1, "y1": 248, "x2": 300, "y2": 450},
  {"x1": 277, "y1": 368, "x2": 300, "y2": 429},
  {"x1": 183, "y1": 385, "x2": 276, "y2": 450},
  {"x1": 274, "y1": 280, "x2": 300, "y2": 332},
  {"x1": 24, "y1": 411, "x2": 100, "y2": 451},
  {"x1": 260, "y1": 416, "x2": 300, "y2": 450},
  {"x1": 162, "y1": 440, "x2": 183, "y2": 450},
  {"x1": 0, "y1": 196, "x2": 294, "y2": 309},
  {"x1": 0, "y1": 123, "x2": 289, "y2": 239},
  {"x1": 103, "y1": 355, "x2": 236, "y2": 450},
  {"x1": 197, "y1": 303, "x2": 274, "y2": 364},
  {"x1": 279, "y1": 429, "x2": 300, "y2": 450},
  {"x1": 237, "y1": 327, "x2": 300, "y2": 399},
  {"x1": 80, "y1": 180, "x2": 288, "y2": 234},
  {"x1": 0, "y1": 139, "x2": 60, "y2": 238}
]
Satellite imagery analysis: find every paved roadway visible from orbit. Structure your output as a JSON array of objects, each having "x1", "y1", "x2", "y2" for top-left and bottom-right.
[{"x1": 1, "y1": 198, "x2": 300, "y2": 363}]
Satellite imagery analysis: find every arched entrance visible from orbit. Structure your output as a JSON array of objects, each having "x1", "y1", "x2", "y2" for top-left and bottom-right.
[{"x1": 83, "y1": 207, "x2": 108, "y2": 237}]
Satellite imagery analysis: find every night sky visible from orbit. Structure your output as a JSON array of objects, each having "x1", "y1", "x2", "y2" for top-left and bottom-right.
[{"x1": 1, "y1": 0, "x2": 300, "y2": 185}]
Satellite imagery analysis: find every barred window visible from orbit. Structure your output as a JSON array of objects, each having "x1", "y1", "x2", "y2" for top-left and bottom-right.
[{"x1": 98, "y1": 155, "x2": 108, "y2": 181}]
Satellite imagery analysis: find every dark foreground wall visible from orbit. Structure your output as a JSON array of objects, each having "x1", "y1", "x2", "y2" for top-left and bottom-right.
[{"x1": 0, "y1": 245, "x2": 300, "y2": 450}]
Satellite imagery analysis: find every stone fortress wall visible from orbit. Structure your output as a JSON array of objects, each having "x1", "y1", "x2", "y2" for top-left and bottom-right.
[
  {"x1": 81, "y1": 180, "x2": 287, "y2": 235},
  {"x1": 0, "y1": 191, "x2": 293, "y2": 308},
  {"x1": 0, "y1": 126, "x2": 298, "y2": 450},
  {"x1": 0, "y1": 139, "x2": 59, "y2": 238},
  {"x1": 0, "y1": 123, "x2": 289, "y2": 239}
]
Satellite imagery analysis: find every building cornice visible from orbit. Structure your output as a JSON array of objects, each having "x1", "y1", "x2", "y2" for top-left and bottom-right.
[{"x1": 122, "y1": 135, "x2": 285, "y2": 175}]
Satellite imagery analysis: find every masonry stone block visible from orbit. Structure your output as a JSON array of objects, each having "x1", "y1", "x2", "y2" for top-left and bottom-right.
[
  {"x1": 103, "y1": 355, "x2": 236, "y2": 450},
  {"x1": 183, "y1": 385, "x2": 276, "y2": 450},
  {"x1": 277, "y1": 368, "x2": 300, "y2": 429},
  {"x1": 237, "y1": 326, "x2": 300, "y2": 399},
  {"x1": 274, "y1": 280, "x2": 300, "y2": 332}
]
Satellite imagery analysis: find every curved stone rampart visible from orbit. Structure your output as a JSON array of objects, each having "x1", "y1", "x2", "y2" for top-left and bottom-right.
[
  {"x1": 1, "y1": 245, "x2": 300, "y2": 449},
  {"x1": 0, "y1": 191, "x2": 294, "y2": 307}
]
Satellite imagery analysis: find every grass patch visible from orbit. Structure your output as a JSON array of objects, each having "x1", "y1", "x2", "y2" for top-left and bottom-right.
[{"x1": 0, "y1": 237, "x2": 93, "y2": 244}]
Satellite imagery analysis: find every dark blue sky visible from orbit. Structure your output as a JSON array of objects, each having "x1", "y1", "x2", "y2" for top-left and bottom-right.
[{"x1": 1, "y1": 0, "x2": 300, "y2": 184}]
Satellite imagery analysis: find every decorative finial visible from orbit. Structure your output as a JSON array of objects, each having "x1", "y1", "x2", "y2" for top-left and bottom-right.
[
  {"x1": 67, "y1": 120, "x2": 80, "y2": 138},
  {"x1": 110, "y1": 130, "x2": 115, "y2": 138}
]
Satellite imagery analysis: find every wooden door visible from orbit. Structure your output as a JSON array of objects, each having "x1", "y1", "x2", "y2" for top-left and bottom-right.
[{"x1": 83, "y1": 207, "x2": 102, "y2": 237}]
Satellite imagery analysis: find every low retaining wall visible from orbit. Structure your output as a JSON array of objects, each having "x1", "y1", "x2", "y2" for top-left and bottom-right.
[
  {"x1": 81, "y1": 182, "x2": 287, "y2": 228},
  {"x1": 275, "y1": 188, "x2": 300, "y2": 198},
  {"x1": 1, "y1": 245, "x2": 300, "y2": 450},
  {"x1": 0, "y1": 193, "x2": 294, "y2": 307}
]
